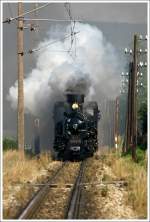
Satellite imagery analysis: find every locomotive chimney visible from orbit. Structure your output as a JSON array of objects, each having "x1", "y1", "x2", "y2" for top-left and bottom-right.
[
  {"x1": 66, "y1": 93, "x2": 85, "y2": 104},
  {"x1": 65, "y1": 91, "x2": 85, "y2": 111}
]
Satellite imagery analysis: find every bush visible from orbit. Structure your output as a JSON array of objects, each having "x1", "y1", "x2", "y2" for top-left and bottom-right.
[
  {"x1": 3, "y1": 137, "x2": 18, "y2": 151},
  {"x1": 121, "y1": 146, "x2": 146, "y2": 165},
  {"x1": 136, "y1": 147, "x2": 146, "y2": 165}
]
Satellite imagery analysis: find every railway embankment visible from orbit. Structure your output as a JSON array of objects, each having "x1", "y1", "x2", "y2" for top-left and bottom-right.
[
  {"x1": 80, "y1": 148, "x2": 147, "y2": 219},
  {"x1": 3, "y1": 148, "x2": 147, "y2": 220},
  {"x1": 3, "y1": 150, "x2": 62, "y2": 219}
]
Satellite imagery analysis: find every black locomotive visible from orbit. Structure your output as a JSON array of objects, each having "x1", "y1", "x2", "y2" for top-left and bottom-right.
[{"x1": 53, "y1": 91, "x2": 100, "y2": 160}]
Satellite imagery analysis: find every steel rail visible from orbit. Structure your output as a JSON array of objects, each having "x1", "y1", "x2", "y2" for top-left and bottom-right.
[
  {"x1": 66, "y1": 161, "x2": 85, "y2": 219},
  {"x1": 18, "y1": 162, "x2": 66, "y2": 219}
]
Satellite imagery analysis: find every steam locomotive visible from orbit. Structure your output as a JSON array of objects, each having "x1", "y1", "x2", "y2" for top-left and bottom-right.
[{"x1": 53, "y1": 92, "x2": 100, "y2": 160}]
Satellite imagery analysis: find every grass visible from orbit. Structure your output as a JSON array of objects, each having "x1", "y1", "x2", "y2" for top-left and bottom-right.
[
  {"x1": 104, "y1": 147, "x2": 147, "y2": 218},
  {"x1": 3, "y1": 150, "x2": 53, "y2": 185},
  {"x1": 100, "y1": 185, "x2": 108, "y2": 197},
  {"x1": 3, "y1": 149, "x2": 61, "y2": 219}
]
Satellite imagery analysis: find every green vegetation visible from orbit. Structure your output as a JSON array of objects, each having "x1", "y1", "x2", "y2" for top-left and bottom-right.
[
  {"x1": 104, "y1": 148, "x2": 147, "y2": 218},
  {"x1": 138, "y1": 101, "x2": 147, "y2": 149},
  {"x1": 136, "y1": 147, "x2": 147, "y2": 165},
  {"x1": 138, "y1": 102, "x2": 147, "y2": 134},
  {"x1": 3, "y1": 137, "x2": 34, "y2": 156},
  {"x1": 121, "y1": 146, "x2": 147, "y2": 166},
  {"x1": 3, "y1": 137, "x2": 18, "y2": 151},
  {"x1": 119, "y1": 66, "x2": 147, "y2": 150}
]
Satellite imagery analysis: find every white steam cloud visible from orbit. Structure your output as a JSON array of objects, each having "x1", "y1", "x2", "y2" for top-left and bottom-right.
[{"x1": 7, "y1": 23, "x2": 121, "y2": 116}]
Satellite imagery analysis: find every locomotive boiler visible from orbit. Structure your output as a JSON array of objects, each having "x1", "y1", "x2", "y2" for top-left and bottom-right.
[{"x1": 53, "y1": 91, "x2": 100, "y2": 160}]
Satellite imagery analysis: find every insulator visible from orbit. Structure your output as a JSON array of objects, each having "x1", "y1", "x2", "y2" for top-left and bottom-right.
[
  {"x1": 138, "y1": 48, "x2": 147, "y2": 54},
  {"x1": 124, "y1": 48, "x2": 128, "y2": 54},
  {"x1": 138, "y1": 61, "x2": 143, "y2": 67},
  {"x1": 139, "y1": 49, "x2": 142, "y2": 53},
  {"x1": 3, "y1": 17, "x2": 12, "y2": 23},
  {"x1": 28, "y1": 49, "x2": 33, "y2": 54}
]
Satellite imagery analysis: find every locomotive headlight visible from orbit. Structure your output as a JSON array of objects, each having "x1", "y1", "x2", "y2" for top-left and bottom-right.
[{"x1": 72, "y1": 103, "x2": 79, "y2": 110}]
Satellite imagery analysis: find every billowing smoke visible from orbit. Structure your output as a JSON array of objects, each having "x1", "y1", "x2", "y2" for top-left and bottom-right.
[
  {"x1": 7, "y1": 23, "x2": 122, "y2": 148},
  {"x1": 7, "y1": 23, "x2": 121, "y2": 115}
]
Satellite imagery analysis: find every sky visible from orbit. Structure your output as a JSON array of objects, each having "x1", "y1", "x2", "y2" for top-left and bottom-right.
[{"x1": 2, "y1": 2, "x2": 147, "y2": 148}]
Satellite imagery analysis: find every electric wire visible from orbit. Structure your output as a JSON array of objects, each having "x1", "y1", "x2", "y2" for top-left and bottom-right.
[
  {"x1": 64, "y1": 3, "x2": 78, "y2": 59},
  {"x1": 4, "y1": 3, "x2": 80, "y2": 57},
  {"x1": 28, "y1": 31, "x2": 80, "y2": 54},
  {"x1": 23, "y1": 18, "x2": 82, "y2": 22},
  {"x1": 7, "y1": 2, "x2": 17, "y2": 25},
  {"x1": 3, "y1": 3, "x2": 51, "y2": 23}
]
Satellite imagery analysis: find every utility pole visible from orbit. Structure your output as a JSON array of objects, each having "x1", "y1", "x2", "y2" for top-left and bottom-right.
[
  {"x1": 114, "y1": 97, "x2": 119, "y2": 149},
  {"x1": 123, "y1": 34, "x2": 147, "y2": 160},
  {"x1": 130, "y1": 35, "x2": 138, "y2": 161},
  {"x1": 17, "y1": 2, "x2": 24, "y2": 156},
  {"x1": 123, "y1": 35, "x2": 138, "y2": 160},
  {"x1": 125, "y1": 62, "x2": 133, "y2": 153}
]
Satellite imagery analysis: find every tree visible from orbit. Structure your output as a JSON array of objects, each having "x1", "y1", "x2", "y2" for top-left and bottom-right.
[{"x1": 3, "y1": 137, "x2": 18, "y2": 151}]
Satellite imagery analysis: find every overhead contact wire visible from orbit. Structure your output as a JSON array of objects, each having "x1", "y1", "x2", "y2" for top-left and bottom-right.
[
  {"x1": 28, "y1": 31, "x2": 79, "y2": 54},
  {"x1": 3, "y1": 3, "x2": 51, "y2": 23}
]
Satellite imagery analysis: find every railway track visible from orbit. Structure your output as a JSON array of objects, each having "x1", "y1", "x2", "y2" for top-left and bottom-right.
[
  {"x1": 17, "y1": 155, "x2": 132, "y2": 220},
  {"x1": 18, "y1": 162, "x2": 66, "y2": 219},
  {"x1": 65, "y1": 161, "x2": 85, "y2": 219},
  {"x1": 18, "y1": 161, "x2": 85, "y2": 219}
]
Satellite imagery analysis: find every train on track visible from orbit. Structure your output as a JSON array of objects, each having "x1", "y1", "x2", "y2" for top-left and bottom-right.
[{"x1": 53, "y1": 91, "x2": 100, "y2": 160}]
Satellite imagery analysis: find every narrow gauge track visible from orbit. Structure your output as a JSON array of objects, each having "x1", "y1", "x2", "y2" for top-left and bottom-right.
[
  {"x1": 18, "y1": 160, "x2": 86, "y2": 219},
  {"x1": 66, "y1": 160, "x2": 85, "y2": 219},
  {"x1": 18, "y1": 162, "x2": 66, "y2": 219}
]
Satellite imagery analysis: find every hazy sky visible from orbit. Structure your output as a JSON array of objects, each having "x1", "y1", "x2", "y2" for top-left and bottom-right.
[
  {"x1": 3, "y1": 2, "x2": 147, "y2": 24},
  {"x1": 2, "y1": 2, "x2": 147, "y2": 146}
]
